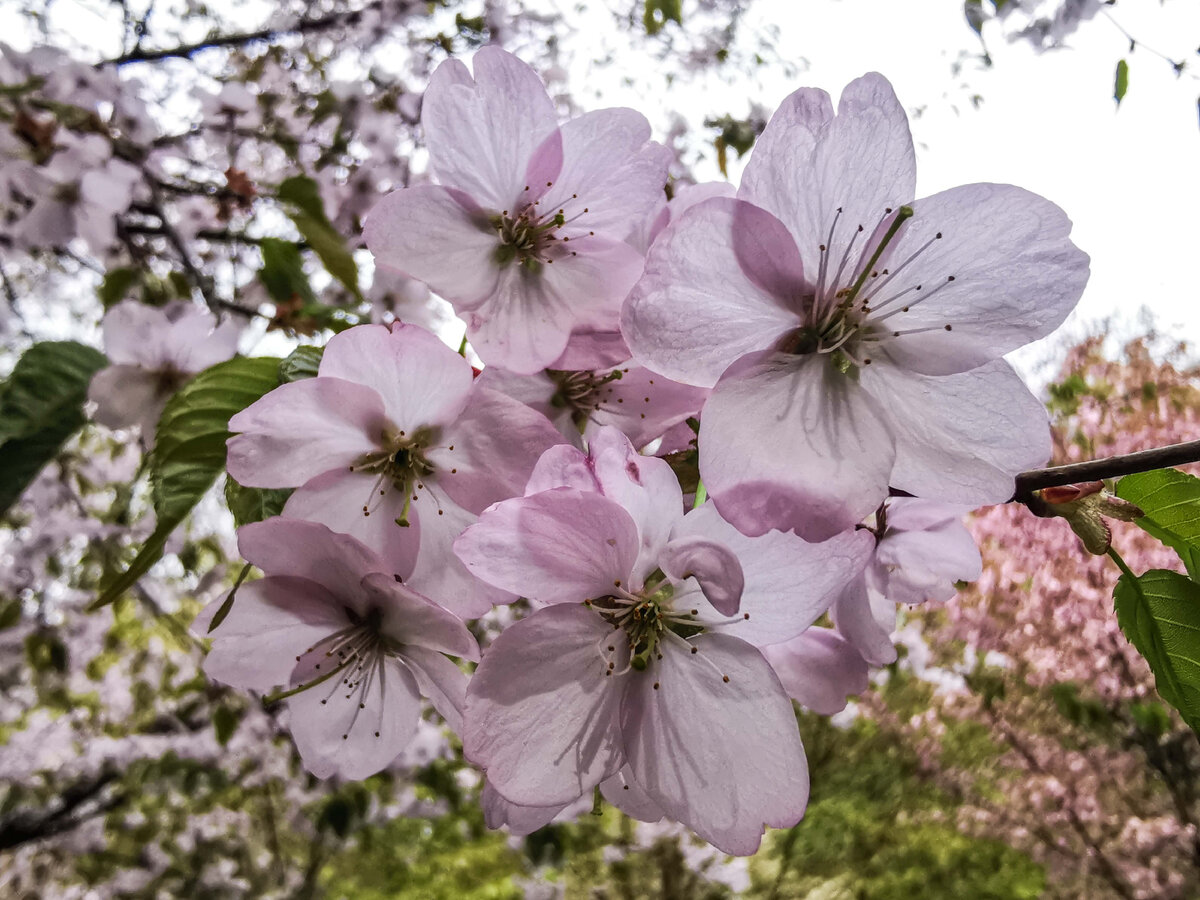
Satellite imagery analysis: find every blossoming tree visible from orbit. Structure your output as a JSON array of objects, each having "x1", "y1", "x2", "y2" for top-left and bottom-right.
[{"x1": 2, "y1": 0, "x2": 1200, "y2": 894}]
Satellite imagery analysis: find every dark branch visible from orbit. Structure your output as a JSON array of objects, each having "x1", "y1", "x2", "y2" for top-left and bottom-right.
[
  {"x1": 1012, "y1": 439, "x2": 1200, "y2": 503},
  {"x1": 104, "y1": 3, "x2": 383, "y2": 66}
]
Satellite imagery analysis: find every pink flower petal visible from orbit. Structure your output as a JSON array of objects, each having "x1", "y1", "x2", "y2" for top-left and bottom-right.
[
  {"x1": 236, "y1": 518, "x2": 391, "y2": 595},
  {"x1": 481, "y1": 781, "x2": 570, "y2": 835},
  {"x1": 537, "y1": 107, "x2": 669, "y2": 240},
  {"x1": 866, "y1": 183, "x2": 1089, "y2": 375},
  {"x1": 861, "y1": 358, "x2": 1051, "y2": 505},
  {"x1": 621, "y1": 634, "x2": 808, "y2": 856},
  {"x1": 227, "y1": 378, "x2": 387, "y2": 488},
  {"x1": 429, "y1": 386, "x2": 565, "y2": 513},
  {"x1": 740, "y1": 73, "x2": 915, "y2": 277},
  {"x1": 700, "y1": 352, "x2": 894, "y2": 542},
  {"x1": 280, "y1": 470, "x2": 420, "y2": 579},
  {"x1": 598, "y1": 766, "x2": 664, "y2": 823},
  {"x1": 831, "y1": 575, "x2": 897, "y2": 666},
  {"x1": 466, "y1": 236, "x2": 644, "y2": 374},
  {"x1": 762, "y1": 628, "x2": 869, "y2": 715},
  {"x1": 623, "y1": 198, "x2": 802, "y2": 388},
  {"x1": 100, "y1": 301, "x2": 172, "y2": 366},
  {"x1": 360, "y1": 571, "x2": 479, "y2": 661},
  {"x1": 88, "y1": 365, "x2": 166, "y2": 432},
  {"x1": 400, "y1": 644, "x2": 470, "y2": 733},
  {"x1": 453, "y1": 488, "x2": 639, "y2": 606},
  {"x1": 364, "y1": 184, "x2": 502, "y2": 305},
  {"x1": 287, "y1": 652, "x2": 421, "y2": 780},
  {"x1": 421, "y1": 47, "x2": 558, "y2": 210},
  {"x1": 464, "y1": 604, "x2": 627, "y2": 806},
  {"x1": 672, "y1": 504, "x2": 873, "y2": 645},
  {"x1": 200, "y1": 576, "x2": 345, "y2": 691},
  {"x1": 524, "y1": 443, "x2": 600, "y2": 495},
  {"x1": 404, "y1": 483, "x2": 516, "y2": 619},
  {"x1": 319, "y1": 323, "x2": 474, "y2": 433},
  {"x1": 658, "y1": 535, "x2": 743, "y2": 616}
]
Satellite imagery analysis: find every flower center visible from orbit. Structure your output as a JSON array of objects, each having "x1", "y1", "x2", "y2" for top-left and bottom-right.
[
  {"x1": 547, "y1": 368, "x2": 626, "y2": 433},
  {"x1": 350, "y1": 425, "x2": 439, "y2": 527},
  {"x1": 265, "y1": 605, "x2": 403, "y2": 741},
  {"x1": 778, "y1": 203, "x2": 962, "y2": 375},
  {"x1": 489, "y1": 183, "x2": 594, "y2": 274}
]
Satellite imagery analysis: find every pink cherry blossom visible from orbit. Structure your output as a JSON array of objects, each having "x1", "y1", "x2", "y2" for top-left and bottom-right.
[
  {"x1": 477, "y1": 359, "x2": 708, "y2": 450},
  {"x1": 198, "y1": 518, "x2": 478, "y2": 780},
  {"x1": 364, "y1": 47, "x2": 670, "y2": 374},
  {"x1": 454, "y1": 427, "x2": 867, "y2": 855},
  {"x1": 833, "y1": 497, "x2": 983, "y2": 666},
  {"x1": 226, "y1": 322, "x2": 563, "y2": 618},
  {"x1": 623, "y1": 73, "x2": 1088, "y2": 541},
  {"x1": 88, "y1": 300, "x2": 241, "y2": 434}
]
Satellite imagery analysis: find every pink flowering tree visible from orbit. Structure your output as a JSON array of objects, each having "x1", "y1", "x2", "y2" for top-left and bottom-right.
[{"x1": 4, "y1": 0, "x2": 1200, "y2": 895}]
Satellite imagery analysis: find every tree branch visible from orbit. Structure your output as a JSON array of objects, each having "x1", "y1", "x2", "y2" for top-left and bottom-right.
[
  {"x1": 104, "y1": 3, "x2": 384, "y2": 66},
  {"x1": 1012, "y1": 440, "x2": 1200, "y2": 503}
]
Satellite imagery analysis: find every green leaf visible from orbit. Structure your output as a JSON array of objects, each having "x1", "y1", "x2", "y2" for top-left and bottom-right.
[
  {"x1": 278, "y1": 344, "x2": 324, "y2": 382},
  {"x1": 1117, "y1": 468, "x2": 1200, "y2": 578},
  {"x1": 208, "y1": 563, "x2": 252, "y2": 634},
  {"x1": 290, "y1": 211, "x2": 362, "y2": 299},
  {"x1": 0, "y1": 596, "x2": 21, "y2": 630},
  {"x1": 643, "y1": 0, "x2": 682, "y2": 35},
  {"x1": 224, "y1": 477, "x2": 291, "y2": 527},
  {"x1": 277, "y1": 175, "x2": 362, "y2": 299},
  {"x1": 1115, "y1": 58, "x2": 1130, "y2": 105},
  {"x1": 98, "y1": 267, "x2": 140, "y2": 308},
  {"x1": 1113, "y1": 567, "x2": 1200, "y2": 732},
  {"x1": 213, "y1": 705, "x2": 243, "y2": 747},
  {"x1": 258, "y1": 237, "x2": 316, "y2": 306},
  {"x1": 0, "y1": 341, "x2": 107, "y2": 515},
  {"x1": 276, "y1": 175, "x2": 327, "y2": 222},
  {"x1": 93, "y1": 356, "x2": 280, "y2": 608}
]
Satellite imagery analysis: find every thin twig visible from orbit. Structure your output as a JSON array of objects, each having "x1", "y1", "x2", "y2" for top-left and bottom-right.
[
  {"x1": 1012, "y1": 440, "x2": 1200, "y2": 503},
  {"x1": 104, "y1": 3, "x2": 384, "y2": 67}
]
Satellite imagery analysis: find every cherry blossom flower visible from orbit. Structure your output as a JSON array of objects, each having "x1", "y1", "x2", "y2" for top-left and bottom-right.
[
  {"x1": 198, "y1": 518, "x2": 478, "y2": 780},
  {"x1": 88, "y1": 300, "x2": 240, "y2": 434},
  {"x1": 455, "y1": 427, "x2": 868, "y2": 854},
  {"x1": 477, "y1": 360, "x2": 708, "y2": 450},
  {"x1": 364, "y1": 46, "x2": 670, "y2": 374},
  {"x1": 833, "y1": 497, "x2": 983, "y2": 666},
  {"x1": 226, "y1": 322, "x2": 563, "y2": 618},
  {"x1": 623, "y1": 73, "x2": 1088, "y2": 541}
]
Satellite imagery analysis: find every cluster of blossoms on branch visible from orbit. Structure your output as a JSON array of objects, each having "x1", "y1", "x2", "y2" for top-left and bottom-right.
[{"x1": 85, "y1": 47, "x2": 1087, "y2": 855}]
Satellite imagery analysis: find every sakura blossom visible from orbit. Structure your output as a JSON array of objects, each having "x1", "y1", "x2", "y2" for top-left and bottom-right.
[
  {"x1": 226, "y1": 321, "x2": 563, "y2": 617},
  {"x1": 622, "y1": 72, "x2": 1088, "y2": 541},
  {"x1": 364, "y1": 46, "x2": 671, "y2": 374},
  {"x1": 455, "y1": 427, "x2": 868, "y2": 855},
  {"x1": 88, "y1": 300, "x2": 240, "y2": 434},
  {"x1": 833, "y1": 497, "x2": 983, "y2": 666},
  {"x1": 198, "y1": 518, "x2": 478, "y2": 780}
]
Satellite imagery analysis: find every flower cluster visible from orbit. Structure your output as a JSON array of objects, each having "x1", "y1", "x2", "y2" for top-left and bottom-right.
[{"x1": 190, "y1": 48, "x2": 1087, "y2": 855}]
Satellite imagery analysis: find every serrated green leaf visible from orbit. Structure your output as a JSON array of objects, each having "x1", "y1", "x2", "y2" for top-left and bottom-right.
[
  {"x1": 224, "y1": 477, "x2": 291, "y2": 527},
  {"x1": 93, "y1": 356, "x2": 280, "y2": 608},
  {"x1": 1113, "y1": 567, "x2": 1200, "y2": 733},
  {"x1": 1115, "y1": 58, "x2": 1129, "y2": 105},
  {"x1": 278, "y1": 344, "x2": 324, "y2": 383},
  {"x1": 0, "y1": 341, "x2": 107, "y2": 515},
  {"x1": 258, "y1": 237, "x2": 316, "y2": 306},
  {"x1": 1117, "y1": 468, "x2": 1200, "y2": 578}
]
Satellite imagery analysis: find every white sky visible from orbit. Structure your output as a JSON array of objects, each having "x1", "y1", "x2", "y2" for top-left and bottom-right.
[
  {"x1": 4, "y1": 0, "x2": 1197, "y2": 377},
  {"x1": 547, "y1": 0, "x2": 1200, "y2": 378}
]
